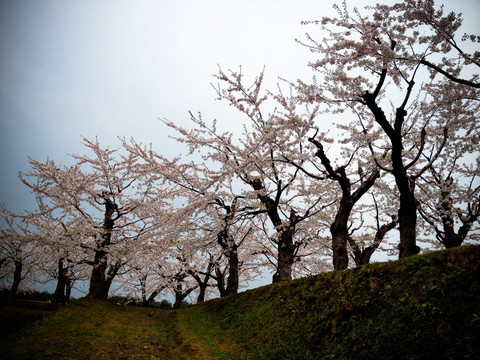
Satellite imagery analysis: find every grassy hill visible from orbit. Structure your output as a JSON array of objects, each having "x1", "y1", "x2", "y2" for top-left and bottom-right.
[{"x1": 1, "y1": 245, "x2": 479, "y2": 360}]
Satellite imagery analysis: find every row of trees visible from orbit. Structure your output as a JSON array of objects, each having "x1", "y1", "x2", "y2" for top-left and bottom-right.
[{"x1": 1, "y1": 0, "x2": 479, "y2": 306}]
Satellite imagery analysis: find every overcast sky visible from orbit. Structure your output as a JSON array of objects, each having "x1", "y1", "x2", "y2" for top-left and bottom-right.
[{"x1": 1, "y1": 0, "x2": 479, "y2": 214}]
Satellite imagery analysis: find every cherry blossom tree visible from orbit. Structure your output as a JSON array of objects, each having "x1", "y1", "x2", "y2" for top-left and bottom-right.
[
  {"x1": 417, "y1": 100, "x2": 480, "y2": 248},
  {"x1": 119, "y1": 243, "x2": 171, "y2": 307},
  {"x1": 124, "y1": 137, "x2": 266, "y2": 291},
  {"x1": 161, "y1": 67, "x2": 335, "y2": 282},
  {"x1": 0, "y1": 205, "x2": 38, "y2": 303},
  {"x1": 296, "y1": 0, "x2": 479, "y2": 258},
  {"x1": 170, "y1": 274, "x2": 198, "y2": 310},
  {"x1": 288, "y1": 129, "x2": 379, "y2": 270},
  {"x1": 26, "y1": 210, "x2": 85, "y2": 305},
  {"x1": 210, "y1": 196, "x2": 257, "y2": 295},
  {"x1": 19, "y1": 138, "x2": 163, "y2": 299},
  {"x1": 419, "y1": 170, "x2": 480, "y2": 248}
]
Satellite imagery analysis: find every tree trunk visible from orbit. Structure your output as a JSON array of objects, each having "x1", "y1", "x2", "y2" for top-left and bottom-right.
[
  {"x1": 142, "y1": 282, "x2": 168, "y2": 307},
  {"x1": 216, "y1": 207, "x2": 240, "y2": 296},
  {"x1": 192, "y1": 272, "x2": 210, "y2": 303},
  {"x1": 173, "y1": 283, "x2": 195, "y2": 310},
  {"x1": 272, "y1": 247, "x2": 294, "y2": 282},
  {"x1": 438, "y1": 177, "x2": 473, "y2": 248},
  {"x1": 87, "y1": 198, "x2": 117, "y2": 299},
  {"x1": 173, "y1": 292, "x2": 184, "y2": 310},
  {"x1": 87, "y1": 250, "x2": 110, "y2": 299},
  {"x1": 397, "y1": 190, "x2": 420, "y2": 257},
  {"x1": 272, "y1": 227, "x2": 296, "y2": 283},
  {"x1": 443, "y1": 235, "x2": 464, "y2": 249},
  {"x1": 363, "y1": 92, "x2": 419, "y2": 259},
  {"x1": 143, "y1": 291, "x2": 158, "y2": 307},
  {"x1": 52, "y1": 259, "x2": 67, "y2": 305},
  {"x1": 309, "y1": 136, "x2": 380, "y2": 270},
  {"x1": 331, "y1": 205, "x2": 351, "y2": 271},
  {"x1": 356, "y1": 248, "x2": 375, "y2": 266},
  {"x1": 8, "y1": 260, "x2": 22, "y2": 304},
  {"x1": 391, "y1": 178, "x2": 419, "y2": 258},
  {"x1": 104, "y1": 263, "x2": 119, "y2": 294},
  {"x1": 225, "y1": 245, "x2": 239, "y2": 295},
  {"x1": 250, "y1": 178, "x2": 296, "y2": 283},
  {"x1": 197, "y1": 284, "x2": 207, "y2": 303},
  {"x1": 215, "y1": 267, "x2": 227, "y2": 297}
]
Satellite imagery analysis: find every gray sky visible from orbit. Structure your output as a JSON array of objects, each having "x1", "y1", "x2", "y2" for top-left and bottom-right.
[{"x1": 1, "y1": 0, "x2": 479, "y2": 214}]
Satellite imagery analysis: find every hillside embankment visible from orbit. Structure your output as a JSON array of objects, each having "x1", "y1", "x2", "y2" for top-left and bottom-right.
[{"x1": 1, "y1": 245, "x2": 479, "y2": 359}]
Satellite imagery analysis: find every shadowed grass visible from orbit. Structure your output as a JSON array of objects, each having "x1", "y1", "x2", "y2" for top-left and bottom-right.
[
  {"x1": 188, "y1": 245, "x2": 480, "y2": 360},
  {"x1": 0, "y1": 299, "x2": 212, "y2": 360},
  {"x1": 0, "y1": 302, "x2": 54, "y2": 339}
]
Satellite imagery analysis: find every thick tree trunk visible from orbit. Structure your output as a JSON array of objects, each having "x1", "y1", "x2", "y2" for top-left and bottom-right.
[
  {"x1": 392, "y1": 137, "x2": 420, "y2": 258},
  {"x1": 192, "y1": 271, "x2": 210, "y2": 303},
  {"x1": 197, "y1": 285, "x2": 207, "y2": 303},
  {"x1": 309, "y1": 138, "x2": 352, "y2": 271},
  {"x1": 8, "y1": 260, "x2": 22, "y2": 304},
  {"x1": 87, "y1": 259, "x2": 118, "y2": 300},
  {"x1": 397, "y1": 190, "x2": 420, "y2": 257},
  {"x1": 217, "y1": 230, "x2": 240, "y2": 296},
  {"x1": 87, "y1": 250, "x2": 110, "y2": 299},
  {"x1": 353, "y1": 247, "x2": 376, "y2": 266},
  {"x1": 272, "y1": 247, "x2": 294, "y2": 282},
  {"x1": 216, "y1": 200, "x2": 243, "y2": 296},
  {"x1": 249, "y1": 179, "x2": 299, "y2": 283},
  {"x1": 87, "y1": 198, "x2": 117, "y2": 299},
  {"x1": 173, "y1": 293, "x2": 184, "y2": 310},
  {"x1": 142, "y1": 280, "x2": 167, "y2": 307},
  {"x1": 225, "y1": 246, "x2": 239, "y2": 295},
  {"x1": 442, "y1": 237, "x2": 460, "y2": 249},
  {"x1": 215, "y1": 267, "x2": 227, "y2": 297},
  {"x1": 443, "y1": 235, "x2": 464, "y2": 249},
  {"x1": 102, "y1": 265, "x2": 118, "y2": 298},
  {"x1": 331, "y1": 205, "x2": 351, "y2": 271},
  {"x1": 272, "y1": 228, "x2": 296, "y2": 283},
  {"x1": 438, "y1": 178, "x2": 473, "y2": 248},
  {"x1": 173, "y1": 283, "x2": 196, "y2": 310},
  {"x1": 52, "y1": 259, "x2": 67, "y2": 305},
  {"x1": 350, "y1": 237, "x2": 372, "y2": 267}
]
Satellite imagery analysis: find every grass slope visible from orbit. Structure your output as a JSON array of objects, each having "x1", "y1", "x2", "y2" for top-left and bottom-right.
[
  {"x1": 1, "y1": 245, "x2": 479, "y2": 360},
  {"x1": 1, "y1": 299, "x2": 213, "y2": 360}
]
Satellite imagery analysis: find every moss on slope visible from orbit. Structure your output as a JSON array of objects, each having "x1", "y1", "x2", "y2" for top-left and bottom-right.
[{"x1": 187, "y1": 245, "x2": 480, "y2": 360}]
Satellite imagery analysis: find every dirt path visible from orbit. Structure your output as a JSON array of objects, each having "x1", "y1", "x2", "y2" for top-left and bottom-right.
[{"x1": 161, "y1": 310, "x2": 212, "y2": 360}]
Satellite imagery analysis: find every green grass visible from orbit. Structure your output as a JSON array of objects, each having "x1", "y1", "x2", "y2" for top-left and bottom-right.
[
  {"x1": 208, "y1": 245, "x2": 480, "y2": 359},
  {"x1": 0, "y1": 299, "x2": 211, "y2": 360},
  {"x1": 1, "y1": 245, "x2": 479, "y2": 359}
]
